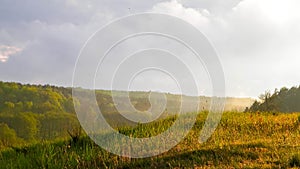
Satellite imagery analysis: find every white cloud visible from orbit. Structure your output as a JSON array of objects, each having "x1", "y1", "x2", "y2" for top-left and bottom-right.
[
  {"x1": 233, "y1": 0, "x2": 300, "y2": 25},
  {"x1": 150, "y1": 0, "x2": 300, "y2": 97},
  {"x1": 0, "y1": 45, "x2": 22, "y2": 62},
  {"x1": 152, "y1": 0, "x2": 210, "y2": 28},
  {"x1": 0, "y1": 0, "x2": 299, "y2": 97}
]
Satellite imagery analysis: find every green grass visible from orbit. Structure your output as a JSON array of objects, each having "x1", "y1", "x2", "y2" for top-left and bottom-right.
[{"x1": 1, "y1": 112, "x2": 300, "y2": 168}]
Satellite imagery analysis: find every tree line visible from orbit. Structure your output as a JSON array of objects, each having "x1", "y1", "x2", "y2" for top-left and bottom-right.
[{"x1": 246, "y1": 86, "x2": 300, "y2": 113}]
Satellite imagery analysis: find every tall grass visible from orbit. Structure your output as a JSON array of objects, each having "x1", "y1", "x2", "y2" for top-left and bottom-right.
[{"x1": 1, "y1": 112, "x2": 300, "y2": 168}]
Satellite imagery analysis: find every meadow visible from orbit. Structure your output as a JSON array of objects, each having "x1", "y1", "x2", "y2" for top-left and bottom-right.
[{"x1": 1, "y1": 112, "x2": 300, "y2": 169}]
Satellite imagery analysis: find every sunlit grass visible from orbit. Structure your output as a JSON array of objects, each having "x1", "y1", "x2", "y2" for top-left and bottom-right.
[{"x1": 1, "y1": 112, "x2": 300, "y2": 168}]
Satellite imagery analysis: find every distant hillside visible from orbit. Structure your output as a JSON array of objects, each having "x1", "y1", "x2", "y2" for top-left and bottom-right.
[
  {"x1": 0, "y1": 81, "x2": 75, "y2": 114},
  {"x1": 0, "y1": 81, "x2": 253, "y2": 147},
  {"x1": 0, "y1": 81, "x2": 79, "y2": 145},
  {"x1": 248, "y1": 86, "x2": 300, "y2": 113},
  {"x1": 0, "y1": 81, "x2": 253, "y2": 115}
]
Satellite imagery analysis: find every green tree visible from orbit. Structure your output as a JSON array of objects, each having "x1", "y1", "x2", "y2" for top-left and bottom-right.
[
  {"x1": 0, "y1": 123, "x2": 18, "y2": 147},
  {"x1": 0, "y1": 113, "x2": 38, "y2": 141},
  {"x1": 3, "y1": 102, "x2": 15, "y2": 113}
]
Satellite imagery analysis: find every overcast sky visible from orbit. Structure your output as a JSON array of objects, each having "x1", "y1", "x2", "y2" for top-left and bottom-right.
[{"x1": 0, "y1": 0, "x2": 300, "y2": 98}]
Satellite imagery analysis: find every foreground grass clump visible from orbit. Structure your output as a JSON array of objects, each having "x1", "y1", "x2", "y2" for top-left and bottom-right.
[
  {"x1": 290, "y1": 153, "x2": 300, "y2": 168},
  {"x1": 1, "y1": 112, "x2": 300, "y2": 168}
]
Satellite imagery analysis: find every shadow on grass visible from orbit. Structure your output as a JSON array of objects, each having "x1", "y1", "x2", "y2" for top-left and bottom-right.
[
  {"x1": 120, "y1": 144, "x2": 263, "y2": 169},
  {"x1": 1, "y1": 137, "x2": 287, "y2": 169}
]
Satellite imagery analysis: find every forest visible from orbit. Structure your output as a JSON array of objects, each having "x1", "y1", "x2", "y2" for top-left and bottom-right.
[{"x1": 0, "y1": 81, "x2": 79, "y2": 147}]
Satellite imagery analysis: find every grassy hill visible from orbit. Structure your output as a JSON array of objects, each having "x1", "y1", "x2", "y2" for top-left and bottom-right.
[
  {"x1": 1, "y1": 81, "x2": 300, "y2": 168},
  {"x1": 1, "y1": 112, "x2": 300, "y2": 168},
  {"x1": 0, "y1": 81, "x2": 253, "y2": 147}
]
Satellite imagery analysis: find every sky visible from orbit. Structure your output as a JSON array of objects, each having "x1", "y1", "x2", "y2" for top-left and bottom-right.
[{"x1": 0, "y1": 0, "x2": 300, "y2": 98}]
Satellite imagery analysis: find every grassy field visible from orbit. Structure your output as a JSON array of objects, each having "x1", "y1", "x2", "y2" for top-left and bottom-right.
[{"x1": 1, "y1": 112, "x2": 300, "y2": 169}]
